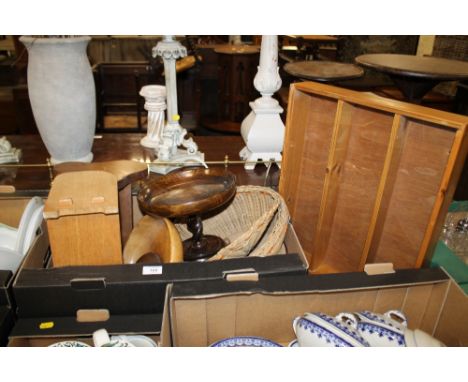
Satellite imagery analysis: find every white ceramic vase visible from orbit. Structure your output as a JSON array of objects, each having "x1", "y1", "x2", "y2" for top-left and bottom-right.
[{"x1": 20, "y1": 36, "x2": 96, "y2": 164}]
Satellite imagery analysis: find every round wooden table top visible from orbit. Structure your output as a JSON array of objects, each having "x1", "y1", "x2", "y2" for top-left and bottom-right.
[
  {"x1": 355, "y1": 54, "x2": 468, "y2": 80},
  {"x1": 214, "y1": 45, "x2": 259, "y2": 55},
  {"x1": 283, "y1": 61, "x2": 364, "y2": 82},
  {"x1": 286, "y1": 35, "x2": 338, "y2": 42}
]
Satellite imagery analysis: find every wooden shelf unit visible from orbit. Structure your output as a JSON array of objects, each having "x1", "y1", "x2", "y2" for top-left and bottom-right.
[{"x1": 280, "y1": 82, "x2": 468, "y2": 274}]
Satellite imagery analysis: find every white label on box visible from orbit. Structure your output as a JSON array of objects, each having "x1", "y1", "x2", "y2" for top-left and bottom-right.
[{"x1": 142, "y1": 265, "x2": 163, "y2": 275}]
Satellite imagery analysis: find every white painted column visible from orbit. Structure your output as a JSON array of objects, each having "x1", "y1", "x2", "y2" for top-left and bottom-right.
[
  {"x1": 149, "y1": 35, "x2": 204, "y2": 173},
  {"x1": 153, "y1": 36, "x2": 186, "y2": 134},
  {"x1": 240, "y1": 35, "x2": 284, "y2": 170},
  {"x1": 139, "y1": 85, "x2": 166, "y2": 149}
]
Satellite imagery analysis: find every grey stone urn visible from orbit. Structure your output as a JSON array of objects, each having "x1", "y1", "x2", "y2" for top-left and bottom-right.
[{"x1": 20, "y1": 36, "x2": 96, "y2": 164}]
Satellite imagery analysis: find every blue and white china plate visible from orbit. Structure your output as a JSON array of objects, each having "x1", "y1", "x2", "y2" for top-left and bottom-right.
[
  {"x1": 111, "y1": 335, "x2": 158, "y2": 347},
  {"x1": 210, "y1": 336, "x2": 282, "y2": 347}
]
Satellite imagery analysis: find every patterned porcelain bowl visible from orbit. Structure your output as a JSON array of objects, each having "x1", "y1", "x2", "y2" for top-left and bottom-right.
[
  {"x1": 339, "y1": 310, "x2": 407, "y2": 347},
  {"x1": 111, "y1": 335, "x2": 158, "y2": 347},
  {"x1": 210, "y1": 336, "x2": 282, "y2": 347},
  {"x1": 293, "y1": 313, "x2": 370, "y2": 347},
  {"x1": 93, "y1": 328, "x2": 135, "y2": 347},
  {"x1": 357, "y1": 310, "x2": 407, "y2": 329},
  {"x1": 49, "y1": 341, "x2": 91, "y2": 347}
]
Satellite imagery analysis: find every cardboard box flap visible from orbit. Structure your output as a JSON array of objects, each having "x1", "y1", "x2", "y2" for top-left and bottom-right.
[
  {"x1": 14, "y1": 272, "x2": 168, "y2": 318},
  {"x1": 434, "y1": 281, "x2": 468, "y2": 347},
  {"x1": 44, "y1": 171, "x2": 119, "y2": 218},
  {"x1": 16, "y1": 254, "x2": 306, "y2": 287},
  {"x1": 166, "y1": 268, "x2": 467, "y2": 347},
  {"x1": 170, "y1": 267, "x2": 449, "y2": 297},
  {"x1": 10, "y1": 313, "x2": 162, "y2": 338}
]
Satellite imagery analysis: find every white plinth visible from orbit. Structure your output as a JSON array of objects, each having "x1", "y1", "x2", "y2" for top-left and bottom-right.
[
  {"x1": 148, "y1": 150, "x2": 205, "y2": 174},
  {"x1": 139, "y1": 85, "x2": 167, "y2": 149},
  {"x1": 239, "y1": 98, "x2": 284, "y2": 170},
  {"x1": 50, "y1": 152, "x2": 93, "y2": 165}
]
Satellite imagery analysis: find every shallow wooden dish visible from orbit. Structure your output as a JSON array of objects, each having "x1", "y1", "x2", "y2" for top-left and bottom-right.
[{"x1": 137, "y1": 167, "x2": 236, "y2": 219}]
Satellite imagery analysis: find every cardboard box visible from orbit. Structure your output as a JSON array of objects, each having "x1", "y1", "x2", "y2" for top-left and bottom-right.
[
  {"x1": 0, "y1": 270, "x2": 15, "y2": 346},
  {"x1": 0, "y1": 197, "x2": 50, "y2": 284},
  {"x1": 0, "y1": 197, "x2": 49, "y2": 346},
  {"x1": 0, "y1": 305, "x2": 14, "y2": 346},
  {"x1": 160, "y1": 267, "x2": 467, "y2": 347},
  {"x1": 8, "y1": 312, "x2": 162, "y2": 345},
  {"x1": 12, "y1": 223, "x2": 307, "y2": 329}
]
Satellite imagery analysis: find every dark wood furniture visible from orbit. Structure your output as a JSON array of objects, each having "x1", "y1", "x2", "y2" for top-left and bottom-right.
[
  {"x1": 0, "y1": 56, "x2": 18, "y2": 86},
  {"x1": 281, "y1": 35, "x2": 338, "y2": 61},
  {"x1": 0, "y1": 86, "x2": 16, "y2": 135},
  {"x1": 203, "y1": 45, "x2": 259, "y2": 134},
  {"x1": 283, "y1": 61, "x2": 364, "y2": 82},
  {"x1": 95, "y1": 62, "x2": 158, "y2": 132},
  {"x1": 355, "y1": 54, "x2": 468, "y2": 103},
  {"x1": 94, "y1": 57, "x2": 201, "y2": 133}
]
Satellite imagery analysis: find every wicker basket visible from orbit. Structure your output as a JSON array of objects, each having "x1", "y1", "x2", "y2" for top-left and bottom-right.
[
  {"x1": 175, "y1": 186, "x2": 290, "y2": 260},
  {"x1": 249, "y1": 193, "x2": 290, "y2": 257}
]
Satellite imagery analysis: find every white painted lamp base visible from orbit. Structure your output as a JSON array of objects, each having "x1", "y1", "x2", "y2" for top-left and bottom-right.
[
  {"x1": 239, "y1": 147, "x2": 282, "y2": 170},
  {"x1": 239, "y1": 101, "x2": 284, "y2": 170}
]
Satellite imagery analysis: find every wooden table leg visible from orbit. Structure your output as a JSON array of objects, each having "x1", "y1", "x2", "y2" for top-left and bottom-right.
[
  {"x1": 119, "y1": 183, "x2": 133, "y2": 247},
  {"x1": 390, "y1": 75, "x2": 439, "y2": 103}
]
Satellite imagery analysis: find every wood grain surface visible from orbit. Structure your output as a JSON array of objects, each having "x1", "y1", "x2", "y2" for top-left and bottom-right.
[
  {"x1": 123, "y1": 215, "x2": 183, "y2": 264},
  {"x1": 53, "y1": 160, "x2": 148, "y2": 190},
  {"x1": 45, "y1": 171, "x2": 122, "y2": 267},
  {"x1": 284, "y1": 61, "x2": 364, "y2": 82},
  {"x1": 356, "y1": 54, "x2": 468, "y2": 80},
  {"x1": 138, "y1": 167, "x2": 236, "y2": 218},
  {"x1": 280, "y1": 82, "x2": 468, "y2": 274}
]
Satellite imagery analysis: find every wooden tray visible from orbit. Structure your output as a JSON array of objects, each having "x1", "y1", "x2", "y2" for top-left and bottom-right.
[{"x1": 280, "y1": 82, "x2": 468, "y2": 274}]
